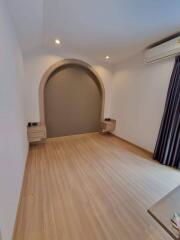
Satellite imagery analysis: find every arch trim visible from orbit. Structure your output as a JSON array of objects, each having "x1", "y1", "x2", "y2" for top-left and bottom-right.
[{"x1": 39, "y1": 58, "x2": 105, "y2": 137}]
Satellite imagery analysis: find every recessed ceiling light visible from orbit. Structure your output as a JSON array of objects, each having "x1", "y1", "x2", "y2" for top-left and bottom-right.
[
  {"x1": 105, "y1": 56, "x2": 110, "y2": 60},
  {"x1": 55, "y1": 39, "x2": 61, "y2": 45}
]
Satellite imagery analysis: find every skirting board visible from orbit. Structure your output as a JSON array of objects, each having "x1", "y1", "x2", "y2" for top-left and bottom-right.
[
  {"x1": 12, "y1": 145, "x2": 29, "y2": 240},
  {"x1": 111, "y1": 133, "x2": 153, "y2": 157}
]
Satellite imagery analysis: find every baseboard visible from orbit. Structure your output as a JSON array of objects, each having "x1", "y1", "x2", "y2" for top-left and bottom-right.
[
  {"x1": 46, "y1": 132, "x2": 99, "y2": 141},
  {"x1": 12, "y1": 142, "x2": 29, "y2": 240},
  {"x1": 112, "y1": 133, "x2": 153, "y2": 157}
]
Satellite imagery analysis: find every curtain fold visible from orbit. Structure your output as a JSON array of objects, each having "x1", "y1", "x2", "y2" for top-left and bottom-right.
[{"x1": 154, "y1": 56, "x2": 180, "y2": 169}]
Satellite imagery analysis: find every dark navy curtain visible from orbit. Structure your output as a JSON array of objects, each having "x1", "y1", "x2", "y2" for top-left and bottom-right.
[{"x1": 154, "y1": 56, "x2": 180, "y2": 169}]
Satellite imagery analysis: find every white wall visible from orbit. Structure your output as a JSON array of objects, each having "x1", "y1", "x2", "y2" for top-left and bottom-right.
[
  {"x1": 111, "y1": 53, "x2": 175, "y2": 152},
  {"x1": 0, "y1": 0, "x2": 28, "y2": 239},
  {"x1": 24, "y1": 49, "x2": 113, "y2": 122},
  {"x1": 24, "y1": 48, "x2": 175, "y2": 153}
]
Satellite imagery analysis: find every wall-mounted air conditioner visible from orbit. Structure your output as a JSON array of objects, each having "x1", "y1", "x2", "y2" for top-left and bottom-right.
[{"x1": 144, "y1": 36, "x2": 180, "y2": 63}]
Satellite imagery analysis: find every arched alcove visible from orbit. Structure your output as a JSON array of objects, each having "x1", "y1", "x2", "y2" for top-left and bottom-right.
[{"x1": 39, "y1": 59, "x2": 105, "y2": 138}]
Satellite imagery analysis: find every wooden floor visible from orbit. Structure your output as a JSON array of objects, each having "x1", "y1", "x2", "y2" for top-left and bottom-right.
[{"x1": 14, "y1": 133, "x2": 180, "y2": 240}]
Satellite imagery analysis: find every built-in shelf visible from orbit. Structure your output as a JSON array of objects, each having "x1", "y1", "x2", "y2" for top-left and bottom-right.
[
  {"x1": 100, "y1": 119, "x2": 116, "y2": 133},
  {"x1": 27, "y1": 125, "x2": 46, "y2": 143}
]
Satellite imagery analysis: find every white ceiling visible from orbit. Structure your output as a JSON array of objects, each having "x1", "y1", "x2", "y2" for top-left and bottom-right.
[{"x1": 7, "y1": 0, "x2": 180, "y2": 63}]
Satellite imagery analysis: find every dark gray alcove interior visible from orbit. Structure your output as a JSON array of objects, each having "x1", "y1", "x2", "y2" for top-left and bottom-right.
[{"x1": 45, "y1": 64, "x2": 102, "y2": 138}]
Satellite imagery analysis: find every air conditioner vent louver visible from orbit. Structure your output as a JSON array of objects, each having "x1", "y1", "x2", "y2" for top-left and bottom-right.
[{"x1": 144, "y1": 37, "x2": 180, "y2": 63}]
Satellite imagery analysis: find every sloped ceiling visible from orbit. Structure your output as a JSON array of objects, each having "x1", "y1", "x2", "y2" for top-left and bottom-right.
[{"x1": 7, "y1": 0, "x2": 180, "y2": 63}]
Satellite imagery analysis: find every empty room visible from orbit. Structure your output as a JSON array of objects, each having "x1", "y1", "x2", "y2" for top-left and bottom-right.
[{"x1": 0, "y1": 0, "x2": 180, "y2": 239}]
